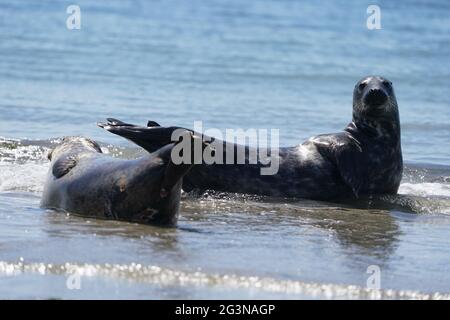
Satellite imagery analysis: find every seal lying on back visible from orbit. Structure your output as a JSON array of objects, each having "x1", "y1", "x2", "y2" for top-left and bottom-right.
[
  {"x1": 99, "y1": 76, "x2": 403, "y2": 201},
  {"x1": 41, "y1": 131, "x2": 201, "y2": 226}
]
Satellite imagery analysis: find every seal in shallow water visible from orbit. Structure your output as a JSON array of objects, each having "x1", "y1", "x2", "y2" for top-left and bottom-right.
[
  {"x1": 99, "y1": 76, "x2": 403, "y2": 200},
  {"x1": 41, "y1": 132, "x2": 200, "y2": 226}
]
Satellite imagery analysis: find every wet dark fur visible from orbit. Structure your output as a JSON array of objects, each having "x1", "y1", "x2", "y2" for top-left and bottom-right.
[
  {"x1": 41, "y1": 136, "x2": 195, "y2": 226},
  {"x1": 100, "y1": 76, "x2": 403, "y2": 201}
]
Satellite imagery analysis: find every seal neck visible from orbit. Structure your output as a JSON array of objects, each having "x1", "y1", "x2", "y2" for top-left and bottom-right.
[{"x1": 348, "y1": 113, "x2": 401, "y2": 143}]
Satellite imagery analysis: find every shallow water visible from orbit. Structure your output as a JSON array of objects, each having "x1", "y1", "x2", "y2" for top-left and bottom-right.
[{"x1": 0, "y1": 0, "x2": 449, "y2": 299}]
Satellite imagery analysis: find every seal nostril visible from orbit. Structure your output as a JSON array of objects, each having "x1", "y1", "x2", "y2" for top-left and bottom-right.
[{"x1": 364, "y1": 88, "x2": 387, "y2": 107}]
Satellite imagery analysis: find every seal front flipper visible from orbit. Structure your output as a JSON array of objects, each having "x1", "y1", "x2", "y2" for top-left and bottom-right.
[
  {"x1": 333, "y1": 136, "x2": 368, "y2": 198},
  {"x1": 156, "y1": 131, "x2": 212, "y2": 194},
  {"x1": 52, "y1": 155, "x2": 77, "y2": 178},
  {"x1": 156, "y1": 132, "x2": 208, "y2": 197},
  {"x1": 160, "y1": 160, "x2": 193, "y2": 198},
  {"x1": 143, "y1": 133, "x2": 207, "y2": 226}
]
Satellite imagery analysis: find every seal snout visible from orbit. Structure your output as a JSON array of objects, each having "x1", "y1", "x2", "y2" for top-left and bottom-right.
[{"x1": 363, "y1": 87, "x2": 388, "y2": 107}]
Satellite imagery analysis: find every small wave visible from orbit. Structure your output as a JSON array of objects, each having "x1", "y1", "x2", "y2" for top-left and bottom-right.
[
  {"x1": 399, "y1": 183, "x2": 450, "y2": 198},
  {"x1": 0, "y1": 137, "x2": 50, "y2": 164},
  {"x1": 403, "y1": 163, "x2": 450, "y2": 184},
  {"x1": 0, "y1": 261, "x2": 448, "y2": 300},
  {"x1": 0, "y1": 138, "x2": 136, "y2": 193},
  {"x1": 0, "y1": 162, "x2": 48, "y2": 193},
  {"x1": 394, "y1": 183, "x2": 450, "y2": 214},
  {"x1": 0, "y1": 138, "x2": 50, "y2": 193}
]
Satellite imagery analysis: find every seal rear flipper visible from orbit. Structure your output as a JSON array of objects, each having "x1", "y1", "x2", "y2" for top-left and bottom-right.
[
  {"x1": 52, "y1": 155, "x2": 77, "y2": 178},
  {"x1": 107, "y1": 118, "x2": 161, "y2": 128},
  {"x1": 103, "y1": 118, "x2": 135, "y2": 127},
  {"x1": 147, "y1": 120, "x2": 161, "y2": 127},
  {"x1": 98, "y1": 118, "x2": 187, "y2": 154}
]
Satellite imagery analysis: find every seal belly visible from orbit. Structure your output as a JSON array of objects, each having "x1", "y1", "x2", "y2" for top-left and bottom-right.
[
  {"x1": 183, "y1": 143, "x2": 347, "y2": 200},
  {"x1": 278, "y1": 143, "x2": 348, "y2": 199},
  {"x1": 42, "y1": 156, "x2": 133, "y2": 217}
]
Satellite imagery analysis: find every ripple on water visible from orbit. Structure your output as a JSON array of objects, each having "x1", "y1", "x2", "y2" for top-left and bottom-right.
[{"x1": 0, "y1": 261, "x2": 449, "y2": 300}]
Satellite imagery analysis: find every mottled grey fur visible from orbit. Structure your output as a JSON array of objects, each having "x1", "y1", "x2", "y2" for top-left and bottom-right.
[
  {"x1": 100, "y1": 76, "x2": 403, "y2": 201},
  {"x1": 41, "y1": 135, "x2": 195, "y2": 226}
]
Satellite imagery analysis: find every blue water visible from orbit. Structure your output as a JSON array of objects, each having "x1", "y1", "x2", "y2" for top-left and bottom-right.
[{"x1": 0, "y1": 0, "x2": 449, "y2": 299}]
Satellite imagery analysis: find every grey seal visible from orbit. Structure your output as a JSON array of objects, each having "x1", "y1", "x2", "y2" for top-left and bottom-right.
[
  {"x1": 99, "y1": 76, "x2": 402, "y2": 201},
  {"x1": 41, "y1": 131, "x2": 201, "y2": 226}
]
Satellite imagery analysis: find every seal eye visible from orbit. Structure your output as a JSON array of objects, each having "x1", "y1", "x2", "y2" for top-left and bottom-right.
[
  {"x1": 382, "y1": 80, "x2": 392, "y2": 88},
  {"x1": 358, "y1": 82, "x2": 367, "y2": 91}
]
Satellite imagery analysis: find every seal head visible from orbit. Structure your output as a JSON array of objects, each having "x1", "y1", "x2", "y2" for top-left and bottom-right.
[
  {"x1": 352, "y1": 75, "x2": 400, "y2": 136},
  {"x1": 341, "y1": 75, "x2": 402, "y2": 196}
]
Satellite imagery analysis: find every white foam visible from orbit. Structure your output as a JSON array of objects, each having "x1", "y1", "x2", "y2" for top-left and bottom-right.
[
  {"x1": 0, "y1": 162, "x2": 48, "y2": 193},
  {"x1": 399, "y1": 183, "x2": 450, "y2": 197},
  {"x1": 0, "y1": 139, "x2": 48, "y2": 164}
]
